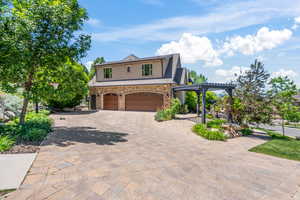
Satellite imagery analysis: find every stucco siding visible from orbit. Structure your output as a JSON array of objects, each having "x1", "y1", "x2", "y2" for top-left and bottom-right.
[{"x1": 96, "y1": 60, "x2": 163, "y2": 82}]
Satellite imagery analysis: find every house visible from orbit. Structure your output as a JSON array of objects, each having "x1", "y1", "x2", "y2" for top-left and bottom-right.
[
  {"x1": 294, "y1": 94, "x2": 300, "y2": 107},
  {"x1": 88, "y1": 54, "x2": 187, "y2": 111}
]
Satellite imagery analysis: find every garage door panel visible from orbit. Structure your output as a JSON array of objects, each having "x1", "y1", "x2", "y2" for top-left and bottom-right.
[
  {"x1": 104, "y1": 94, "x2": 118, "y2": 110},
  {"x1": 125, "y1": 92, "x2": 163, "y2": 111}
]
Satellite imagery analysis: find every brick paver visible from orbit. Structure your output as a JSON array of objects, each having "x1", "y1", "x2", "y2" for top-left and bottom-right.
[{"x1": 7, "y1": 111, "x2": 300, "y2": 200}]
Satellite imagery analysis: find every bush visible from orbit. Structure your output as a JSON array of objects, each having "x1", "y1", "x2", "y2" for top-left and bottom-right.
[
  {"x1": 179, "y1": 104, "x2": 189, "y2": 114},
  {"x1": 240, "y1": 128, "x2": 253, "y2": 136},
  {"x1": 0, "y1": 136, "x2": 15, "y2": 152},
  {"x1": 0, "y1": 111, "x2": 52, "y2": 142},
  {"x1": 170, "y1": 98, "x2": 181, "y2": 115},
  {"x1": 21, "y1": 128, "x2": 48, "y2": 142},
  {"x1": 192, "y1": 124, "x2": 227, "y2": 141},
  {"x1": 207, "y1": 119, "x2": 226, "y2": 129},
  {"x1": 207, "y1": 114, "x2": 214, "y2": 119},
  {"x1": 155, "y1": 109, "x2": 173, "y2": 122},
  {"x1": 47, "y1": 94, "x2": 84, "y2": 110},
  {"x1": 155, "y1": 98, "x2": 181, "y2": 122}
]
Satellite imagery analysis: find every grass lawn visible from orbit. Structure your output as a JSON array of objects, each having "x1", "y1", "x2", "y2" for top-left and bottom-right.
[{"x1": 249, "y1": 129, "x2": 300, "y2": 161}]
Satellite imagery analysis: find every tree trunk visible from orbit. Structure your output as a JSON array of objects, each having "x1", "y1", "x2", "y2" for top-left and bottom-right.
[
  {"x1": 19, "y1": 71, "x2": 34, "y2": 125},
  {"x1": 282, "y1": 119, "x2": 285, "y2": 136},
  {"x1": 35, "y1": 102, "x2": 39, "y2": 113},
  {"x1": 19, "y1": 97, "x2": 29, "y2": 125}
]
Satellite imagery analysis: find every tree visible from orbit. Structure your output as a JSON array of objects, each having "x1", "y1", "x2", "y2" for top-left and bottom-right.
[
  {"x1": 268, "y1": 76, "x2": 298, "y2": 135},
  {"x1": 185, "y1": 72, "x2": 217, "y2": 112},
  {"x1": 189, "y1": 70, "x2": 207, "y2": 84},
  {"x1": 0, "y1": 0, "x2": 91, "y2": 124},
  {"x1": 234, "y1": 59, "x2": 272, "y2": 125},
  {"x1": 46, "y1": 62, "x2": 89, "y2": 110},
  {"x1": 89, "y1": 57, "x2": 105, "y2": 80}
]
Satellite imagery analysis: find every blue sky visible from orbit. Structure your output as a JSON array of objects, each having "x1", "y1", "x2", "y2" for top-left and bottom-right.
[{"x1": 79, "y1": 0, "x2": 300, "y2": 85}]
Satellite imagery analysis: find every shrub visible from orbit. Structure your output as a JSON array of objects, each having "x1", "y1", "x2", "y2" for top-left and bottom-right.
[
  {"x1": 0, "y1": 111, "x2": 52, "y2": 142},
  {"x1": 0, "y1": 136, "x2": 15, "y2": 152},
  {"x1": 207, "y1": 114, "x2": 214, "y2": 119},
  {"x1": 170, "y1": 98, "x2": 181, "y2": 115},
  {"x1": 179, "y1": 104, "x2": 189, "y2": 114},
  {"x1": 240, "y1": 128, "x2": 253, "y2": 136},
  {"x1": 21, "y1": 128, "x2": 48, "y2": 142},
  {"x1": 192, "y1": 124, "x2": 227, "y2": 141},
  {"x1": 47, "y1": 94, "x2": 84, "y2": 110},
  {"x1": 207, "y1": 119, "x2": 226, "y2": 129},
  {"x1": 155, "y1": 98, "x2": 181, "y2": 122},
  {"x1": 155, "y1": 109, "x2": 173, "y2": 122}
]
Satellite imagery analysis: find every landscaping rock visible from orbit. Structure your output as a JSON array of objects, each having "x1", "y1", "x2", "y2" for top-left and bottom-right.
[{"x1": 4, "y1": 111, "x2": 15, "y2": 119}]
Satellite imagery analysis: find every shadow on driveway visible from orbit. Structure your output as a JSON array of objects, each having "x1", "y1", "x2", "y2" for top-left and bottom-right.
[{"x1": 42, "y1": 126, "x2": 128, "y2": 147}]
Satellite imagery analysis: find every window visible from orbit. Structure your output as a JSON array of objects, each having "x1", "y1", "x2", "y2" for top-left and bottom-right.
[
  {"x1": 103, "y1": 68, "x2": 112, "y2": 79},
  {"x1": 142, "y1": 64, "x2": 153, "y2": 76},
  {"x1": 127, "y1": 66, "x2": 131, "y2": 72}
]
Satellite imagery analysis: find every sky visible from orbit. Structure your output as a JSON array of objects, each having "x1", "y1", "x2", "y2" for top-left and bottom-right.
[{"x1": 78, "y1": 0, "x2": 300, "y2": 85}]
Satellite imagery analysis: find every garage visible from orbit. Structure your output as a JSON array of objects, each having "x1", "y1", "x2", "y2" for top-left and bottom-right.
[
  {"x1": 125, "y1": 92, "x2": 163, "y2": 111},
  {"x1": 103, "y1": 93, "x2": 118, "y2": 110}
]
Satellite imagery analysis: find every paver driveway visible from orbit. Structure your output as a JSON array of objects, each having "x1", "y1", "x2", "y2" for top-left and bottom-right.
[{"x1": 7, "y1": 111, "x2": 300, "y2": 200}]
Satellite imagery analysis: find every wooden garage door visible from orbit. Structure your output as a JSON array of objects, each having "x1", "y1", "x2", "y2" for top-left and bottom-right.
[
  {"x1": 125, "y1": 92, "x2": 163, "y2": 111},
  {"x1": 103, "y1": 93, "x2": 118, "y2": 110}
]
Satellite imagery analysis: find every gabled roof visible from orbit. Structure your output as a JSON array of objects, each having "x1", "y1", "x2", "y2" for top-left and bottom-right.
[{"x1": 122, "y1": 54, "x2": 139, "y2": 61}]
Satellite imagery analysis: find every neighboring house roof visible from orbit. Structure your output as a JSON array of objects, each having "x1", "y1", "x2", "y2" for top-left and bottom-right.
[
  {"x1": 89, "y1": 53, "x2": 186, "y2": 87},
  {"x1": 294, "y1": 94, "x2": 300, "y2": 102}
]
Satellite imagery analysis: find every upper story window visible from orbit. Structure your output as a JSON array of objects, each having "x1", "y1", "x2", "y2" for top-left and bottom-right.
[
  {"x1": 127, "y1": 66, "x2": 131, "y2": 72},
  {"x1": 142, "y1": 64, "x2": 153, "y2": 76},
  {"x1": 103, "y1": 68, "x2": 112, "y2": 79}
]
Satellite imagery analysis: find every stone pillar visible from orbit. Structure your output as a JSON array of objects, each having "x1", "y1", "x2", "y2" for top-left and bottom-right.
[{"x1": 119, "y1": 93, "x2": 125, "y2": 111}]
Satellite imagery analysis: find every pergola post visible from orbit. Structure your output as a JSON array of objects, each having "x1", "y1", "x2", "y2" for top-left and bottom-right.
[
  {"x1": 196, "y1": 90, "x2": 201, "y2": 117},
  {"x1": 225, "y1": 88, "x2": 233, "y2": 123},
  {"x1": 202, "y1": 88, "x2": 207, "y2": 124}
]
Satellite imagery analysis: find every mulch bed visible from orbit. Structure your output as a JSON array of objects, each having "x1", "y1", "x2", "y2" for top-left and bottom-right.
[{"x1": 0, "y1": 141, "x2": 41, "y2": 154}]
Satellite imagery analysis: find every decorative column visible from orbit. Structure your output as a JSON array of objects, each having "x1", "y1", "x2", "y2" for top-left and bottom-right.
[
  {"x1": 202, "y1": 88, "x2": 207, "y2": 124},
  {"x1": 225, "y1": 88, "x2": 233, "y2": 123},
  {"x1": 196, "y1": 91, "x2": 201, "y2": 117}
]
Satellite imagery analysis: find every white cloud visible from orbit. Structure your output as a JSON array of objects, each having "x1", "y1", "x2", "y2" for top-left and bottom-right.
[
  {"x1": 92, "y1": 0, "x2": 300, "y2": 42},
  {"x1": 85, "y1": 61, "x2": 93, "y2": 70},
  {"x1": 215, "y1": 66, "x2": 249, "y2": 81},
  {"x1": 156, "y1": 33, "x2": 222, "y2": 66},
  {"x1": 292, "y1": 16, "x2": 300, "y2": 30},
  {"x1": 86, "y1": 18, "x2": 102, "y2": 27},
  {"x1": 221, "y1": 27, "x2": 292, "y2": 56},
  {"x1": 271, "y1": 69, "x2": 298, "y2": 78},
  {"x1": 141, "y1": 0, "x2": 164, "y2": 6}
]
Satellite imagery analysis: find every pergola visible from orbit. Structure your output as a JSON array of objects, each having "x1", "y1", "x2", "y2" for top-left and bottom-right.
[{"x1": 173, "y1": 83, "x2": 236, "y2": 124}]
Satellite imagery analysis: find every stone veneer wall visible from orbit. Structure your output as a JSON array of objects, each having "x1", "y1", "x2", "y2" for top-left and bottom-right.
[{"x1": 89, "y1": 84, "x2": 174, "y2": 110}]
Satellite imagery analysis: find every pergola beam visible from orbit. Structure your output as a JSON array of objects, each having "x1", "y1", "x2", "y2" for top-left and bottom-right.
[{"x1": 173, "y1": 82, "x2": 236, "y2": 124}]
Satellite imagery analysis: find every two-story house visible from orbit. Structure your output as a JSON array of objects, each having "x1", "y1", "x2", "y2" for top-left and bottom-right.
[{"x1": 88, "y1": 53, "x2": 187, "y2": 111}]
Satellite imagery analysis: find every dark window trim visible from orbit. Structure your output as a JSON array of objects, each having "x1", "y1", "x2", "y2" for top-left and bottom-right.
[
  {"x1": 142, "y1": 64, "x2": 153, "y2": 76},
  {"x1": 104, "y1": 68, "x2": 112, "y2": 79}
]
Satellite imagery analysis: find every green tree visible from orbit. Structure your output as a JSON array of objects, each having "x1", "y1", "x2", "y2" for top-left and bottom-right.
[
  {"x1": 189, "y1": 70, "x2": 207, "y2": 84},
  {"x1": 234, "y1": 59, "x2": 272, "y2": 125},
  {"x1": 0, "y1": 0, "x2": 91, "y2": 124},
  {"x1": 42, "y1": 60, "x2": 89, "y2": 110},
  {"x1": 185, "y1": 72, "x2": 217, "y2": 112},
  {"x1": 269, "y1": 76, "x2": 298, "y2": 135},
  {"x1": 89, "y1": 57, "x2": 105, "y2": 80}
]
